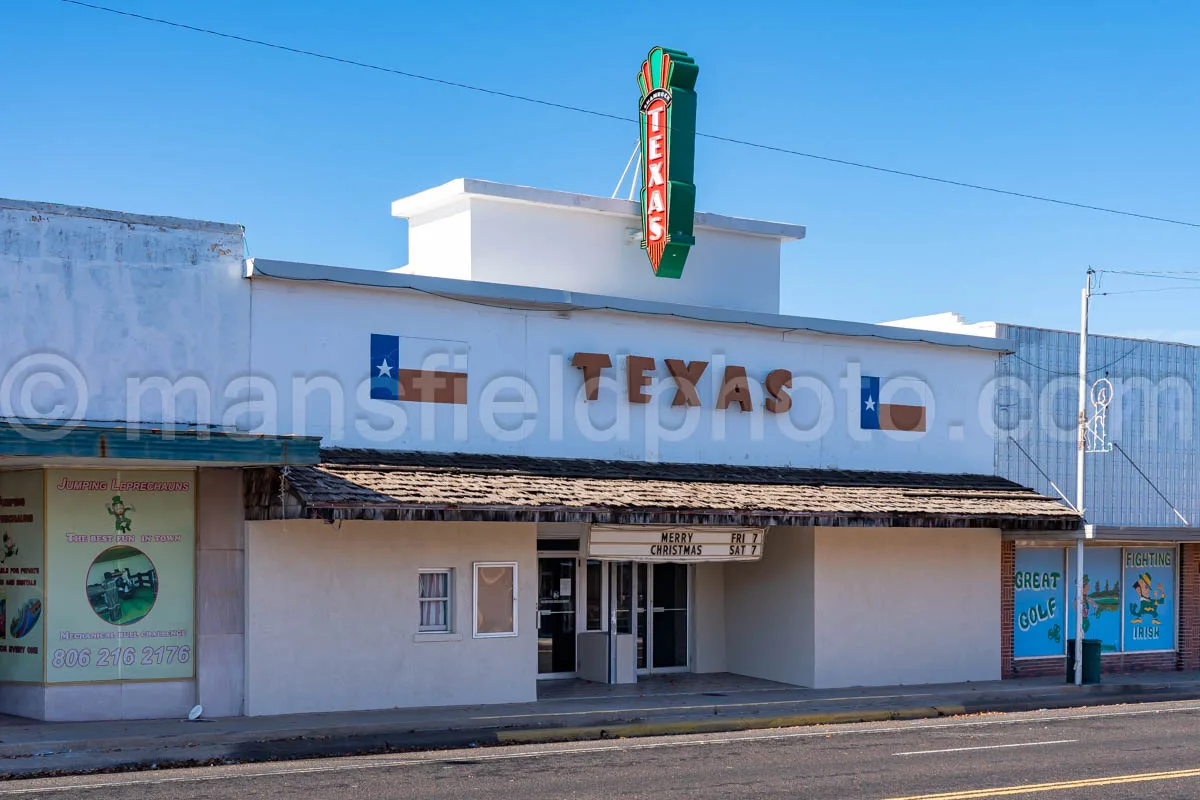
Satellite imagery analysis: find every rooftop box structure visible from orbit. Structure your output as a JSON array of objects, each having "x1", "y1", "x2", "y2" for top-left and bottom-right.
[{"x1": 391, "y1": 179, "x2": 806, "y2": 314}]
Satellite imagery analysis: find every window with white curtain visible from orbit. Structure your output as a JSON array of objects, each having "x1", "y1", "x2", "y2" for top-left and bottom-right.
[{"x1": 418, "y1": 570, "x2": 452, "y2": 632}]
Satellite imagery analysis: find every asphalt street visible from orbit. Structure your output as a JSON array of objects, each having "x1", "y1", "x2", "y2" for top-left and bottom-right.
[{"x1": 8, "y1": 700, "x2": 1200, "y2": 799}]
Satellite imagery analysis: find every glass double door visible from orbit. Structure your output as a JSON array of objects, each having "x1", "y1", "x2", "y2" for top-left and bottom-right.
[
  {"x1": 538, "y1": 556, "x2": 691, "y2": 678},
  {"x1": 614, "y1": 562, "x2": 690, "y2": 673}
]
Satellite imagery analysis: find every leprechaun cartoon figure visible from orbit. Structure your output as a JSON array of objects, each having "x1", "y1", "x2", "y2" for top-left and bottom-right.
[
  {"x1": 1077, "y1": 574, "x2": 1096, "y2": 633},
  {"x1": 0, "y1": 533, "x2": 17, "y2": 564},
  {"x1": 106, "y1": 495, "x2": 135, "y2": 534},
  {"x1": 1129, "y1": 572, "x2": 1166, "y2": 625}
]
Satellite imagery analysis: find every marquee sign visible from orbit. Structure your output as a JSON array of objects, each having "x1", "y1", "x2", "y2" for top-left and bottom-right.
[
  {"x1": 638, "y1": 47, "x2": 699, "y2": 279},
  {"x1": 589, "y1": 526, "x2": 764, "y2": 562}
]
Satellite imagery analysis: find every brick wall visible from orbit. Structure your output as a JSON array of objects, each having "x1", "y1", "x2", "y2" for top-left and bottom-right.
[
  {"x1": 1010, "y1": 655, "x2": 1062, "y2": 679},
  {"x1": 1005, "y1": 542, "x2": 1197, "y2": 679},
  {"x1": 1012, "y1": 652, "x2": 1178, "y2": 679},
  {"x1": 1179, "y1": 543, "x2": 1200, "y2": 671},
  {"x1": 1001, "y1": 540, "x2": 1014, "y2": 677},
  {"x1": 1102, "y1": 652, "x2": 1178, "y2": 673}
]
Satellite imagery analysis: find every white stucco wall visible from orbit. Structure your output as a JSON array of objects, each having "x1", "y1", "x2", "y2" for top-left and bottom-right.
[
  {"x1": 392, "y1": 180, "x2": 799, "y2": 315},
  {"x1": 811, "y1": 526, "x2": 1001, "y2": 687},
  {"x1": 41, "y1": 681, "x2": 195, "y2": 722},
  {"x1": 196, "y1": 468, "x2": 246, "y2": 718},
  {"x1": 692, "y1": 562, "x2": 727, "y2": 673},
  {"x1": 0, "y1": 196, "x2": 1000, "y2": 477},
  {"x1": 247, "y1": 276, "x2": 999, "y2": 474},
  {"x1": 400, "y1": 203, "x2": 472, "y2": 281},
  {"x1": 0, "y1": 675, "x2": 195, "y2": 721},
  {"x1": 461, "y1": 198, "x2": 783, "y2": 314},
  {"x1": 724, "y1": 527, "x2": 815, "y2": 686},
  {"x1": 244, "y1": 520, "x2": 538, "y2": 716},
  {"x1": 0, "y1": 200, "x2": 249, "y2": 428}
]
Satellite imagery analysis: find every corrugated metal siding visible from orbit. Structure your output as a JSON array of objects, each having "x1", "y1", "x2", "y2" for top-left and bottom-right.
[{"x1": 996, "y1": 324, "x2": 1200, "y2": 527}]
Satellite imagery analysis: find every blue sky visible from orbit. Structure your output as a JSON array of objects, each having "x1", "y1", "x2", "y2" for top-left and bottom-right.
[{"x1": 5, "y1": 1, "x2": 1200, "y2": 341}]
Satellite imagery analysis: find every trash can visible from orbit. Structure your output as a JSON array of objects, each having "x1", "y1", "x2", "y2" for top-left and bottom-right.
[{"x1": 1065, "y1": 638, "x2": 1102, "y2": 684}]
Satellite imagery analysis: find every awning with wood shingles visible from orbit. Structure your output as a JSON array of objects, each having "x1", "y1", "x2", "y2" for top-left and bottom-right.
[{"x1": 245, "y1": 449, "x2": 1080, "y2": 531}]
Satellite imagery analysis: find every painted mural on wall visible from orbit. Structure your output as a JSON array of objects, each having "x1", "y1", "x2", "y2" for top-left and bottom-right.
[
  {"x1": 45, "y1": 470, "x2": 195, "y2": 683},
  {"x1": 1015, "y1": 546, "x2": 1178, "y2": 659},
  {"x1": 1067, "y1": 548, "x2": 1122, "y2": 652},
  {"x1": 859, "y1": 376, "x2": 927, "y2": 433},
  {"x1": 369, "y1": 333, "x2": 468, "y2": 405},
  {"x1": 0, "y1": 471, "x2": 45, "y2": 682},
  {"x1": 1013, "y1": 548, "x2": 1065, "y2": 658},
  {"x1": 1123, "y1": 548, "x2": 1175, "y2": 651}
]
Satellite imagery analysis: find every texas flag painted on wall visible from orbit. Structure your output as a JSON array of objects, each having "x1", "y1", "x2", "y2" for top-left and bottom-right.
[
  {"x1": 860, "y1": 375, "x2": 926, "y2": 432},
  {"x1": 370, "y1": 333, "x2": 468, "y2": 404}
]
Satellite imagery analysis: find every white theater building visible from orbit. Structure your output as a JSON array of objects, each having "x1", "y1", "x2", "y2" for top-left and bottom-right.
[{"x1": 0, "y1": 180, "x2": 1075, "y2": 720}]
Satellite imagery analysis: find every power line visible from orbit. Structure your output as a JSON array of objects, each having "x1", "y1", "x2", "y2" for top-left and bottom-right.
[
  {"x1": 1006, "y1": 343, "x2": 1144, "y2": 376},
  {"x1": 59, "y1": 0, "x2": 1200, "y2": 231},
  {"x1": 1097, "y1": 286, "x2": 1200, "y2": 296},
  {"x1": 60, "y1": 0, "x2": 630, "y2": 125},
  {"x1": 1099, "y1": 269, "x2": 1200, "y2": 276},
  {"x1": 1096, "y1": 269, "x2": 1200, "y2": 282}
]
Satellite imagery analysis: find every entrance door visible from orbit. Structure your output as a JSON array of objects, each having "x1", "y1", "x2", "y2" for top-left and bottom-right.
[
  {"x1": 636, "y1": 563, "x2": 648, "y2": 671},
  {"x1": 537, "y1": 557, "x2": 577, "y2": 676},
  {"x1": 652, "y1": 563, "x2": 689, "y2": 669},
  {"x1": 632, "y1": 563, "x2": 690, "y2": 674}
]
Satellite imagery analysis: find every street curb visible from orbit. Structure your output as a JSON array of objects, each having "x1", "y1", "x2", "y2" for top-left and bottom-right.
[
  {"x1": 490, "y1": 686, "x2": 1200, "y2": 746},
  {"x1": 218, "y1": 687, "x2": 1200, "y2": 754},
  {"x1": 2, "y1": 686, "x2": 1197, "y2": 778},
  {"x1": 494, "y1": 705, "x2": 968, "y2": 744}
]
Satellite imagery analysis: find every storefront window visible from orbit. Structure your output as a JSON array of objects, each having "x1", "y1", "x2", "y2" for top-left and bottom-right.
[
  {"x1": 473, "y1": 563, "x2": 517, "y2": 637},
  {"x1": 585, "y1": 560, "x2": 604, "y2": 631},
  {"x1": 613, "y1": 562, "x2": 633, "y2": 634},
  {"x1": 45, "y1": 469, "x2": 196, "y2": 683},
  {"x1": 1067, "y1": 548, "x2": 1122, "y2": 652},
  {"x1": 1014, "y1": 545, "x2": 1178, "y2": 659},
  {"x1": 1123, "y1": 548, "x2": 1175, "y2": 652},
  {"x1": 0, "y1": 471, "x2": 45, "y2": 683},
  {"x1": 1013, "y1": 548, "x2": 1065, "y2": 658}
]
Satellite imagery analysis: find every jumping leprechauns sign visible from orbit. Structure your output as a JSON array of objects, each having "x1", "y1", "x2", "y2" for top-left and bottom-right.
[
  {"x1": 44, "y1": 470, "x2": 196, "y2": 683},
  {"x1": 638, "y1": 47, "x2": 698, "y2": 278}
]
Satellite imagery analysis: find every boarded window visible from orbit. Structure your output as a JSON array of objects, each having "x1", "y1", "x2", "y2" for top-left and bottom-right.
[{"x1": 474, "y1": 563, "x2": 517, "y2": 637}]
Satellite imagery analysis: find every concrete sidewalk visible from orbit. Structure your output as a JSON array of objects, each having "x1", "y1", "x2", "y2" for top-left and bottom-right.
[{"x1": 2, "y1": 671, "x2": 1199, "y2": 778}]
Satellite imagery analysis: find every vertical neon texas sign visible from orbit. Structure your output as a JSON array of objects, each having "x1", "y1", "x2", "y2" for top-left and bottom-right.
[{"x1": 638, "y1": 47, "x2": 699, "y2": 279}]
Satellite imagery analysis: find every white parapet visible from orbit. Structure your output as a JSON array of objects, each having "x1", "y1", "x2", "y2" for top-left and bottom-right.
[{"x1": 390, "y1": 179, "x2": 805, "y2": 314}]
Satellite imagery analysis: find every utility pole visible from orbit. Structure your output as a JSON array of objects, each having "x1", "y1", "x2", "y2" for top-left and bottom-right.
[{"x1": 1073, "y1": 268, "x2": 1094, "y2": 686}]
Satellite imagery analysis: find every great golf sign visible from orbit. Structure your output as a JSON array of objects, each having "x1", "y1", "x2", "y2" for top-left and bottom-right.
[{"x1": 638, "y1": 47, "x2": 698, "y2": 279}]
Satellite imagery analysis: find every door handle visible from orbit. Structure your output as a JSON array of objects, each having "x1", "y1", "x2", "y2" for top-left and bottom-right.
[{"x1": 652, "y1": 606, "x2": 666, "y2": 613}]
